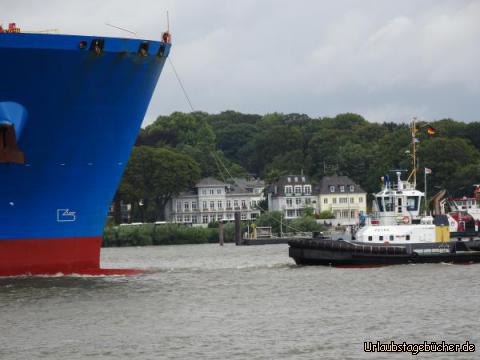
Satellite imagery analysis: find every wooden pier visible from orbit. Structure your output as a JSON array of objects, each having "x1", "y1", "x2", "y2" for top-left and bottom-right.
[{"x1": 233, "y1": 212, "x2": 313, "y2": 246}]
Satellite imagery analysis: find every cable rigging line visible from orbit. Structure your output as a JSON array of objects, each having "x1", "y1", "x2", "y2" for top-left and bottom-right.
[
  {"x1": 210, "y1": 151, "x2": 304, "y2": 234},
  {"x1": 168, "y1": 57, "x2": 195, "y2": 112},
  {"x1": 105, "y1": 23, "x2": 138, "y2": 37},
  {"x1": 170, "y1": 54, "x2": 304, "y2": 234}
]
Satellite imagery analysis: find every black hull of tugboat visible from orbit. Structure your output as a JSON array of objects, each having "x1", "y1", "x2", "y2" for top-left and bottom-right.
[{"x1": 288, "y1": 239, "x2": 480, "y2": 267}]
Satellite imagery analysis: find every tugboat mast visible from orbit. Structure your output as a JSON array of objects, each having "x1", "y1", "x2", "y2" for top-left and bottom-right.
[{"x1": 407, "y1": 117, "x2": 418, "y2": 187}]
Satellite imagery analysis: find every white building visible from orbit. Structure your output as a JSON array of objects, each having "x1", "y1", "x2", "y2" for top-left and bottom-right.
[
  {"x1": 165, "y1": 177, "x2": 265, "y2": 226},
  {"x1": 268, "y1": 175, "x2": 317, "y2": 219}
]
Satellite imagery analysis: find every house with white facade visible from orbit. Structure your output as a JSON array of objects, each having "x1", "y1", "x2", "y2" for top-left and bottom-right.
[
  {"x1": 268, "y1": 175, "x2": 317, "y2": 219},
  {"x1": 165, "y1": 177, "x2": 265, "y2": 226}
]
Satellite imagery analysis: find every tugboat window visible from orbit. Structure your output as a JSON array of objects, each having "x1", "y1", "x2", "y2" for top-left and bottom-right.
[
  {"x1": 389, "y1": 235, "x2": 394, "y2": 241},
  {"x1": 406, "y1": 235, "x2": 410, "y2": 241},
  {"x1": 376, "y1": 197, "x2": 384, "y2": 211},
  {"x1": 407, "y1": 196, "x2": 419, "y2": 211},
  {"x1": 368, "y1": 236, "x2": 372, "y2": 241},
  {"x1": 384, "y1": 197, "x2": 394, "y2": 212},
  {"x1": 379, "y1": 236, "x2": 383, "y2": 241}
]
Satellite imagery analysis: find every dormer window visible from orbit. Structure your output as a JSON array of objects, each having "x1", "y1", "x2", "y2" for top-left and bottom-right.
[
  {"x1": 349, "y1": 185, "x2": 354, "y2": 192},
  {"x1": 340, "y1": 186, "x2": 345, "y2": 192},
  {"x1": 287, "y1": 177, "x2": 291, "y2": 182},
  {"x1": 329, "y1": 185, "x2": 335, "y2": 193},
  {"x1": 294, "y1": 176, "x2": 298, "y2": 182},
  {"x1": 302, "y1": 176, "x2": 306, "y2": 182}
]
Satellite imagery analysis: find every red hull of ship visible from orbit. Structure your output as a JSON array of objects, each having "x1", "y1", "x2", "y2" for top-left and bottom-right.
[{"x1": 0, "y1": 237, "x2": 142, "y2": 276}]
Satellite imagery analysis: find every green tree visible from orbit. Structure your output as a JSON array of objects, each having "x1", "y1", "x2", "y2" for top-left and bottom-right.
[
  {"x1": 120, "y1": 110, "x2": 480, "y2": 213},
  {"x1": 255, "y1": 211, "x2": 284, "y2": 235},
  {"x1": 417, "y1": 137, "x2": 480, "y2": 193},
  {"x1": 290, "y1": 216, "x2": 325, "y2": 232},
  {"x1": 119, "y1": 146, "x2": 201, "y2": 222},
  {"x1": 140, "y1": 111, "x2": 215, "y2": 149},
  {"x1": 318, "y1": 210, "x2": 335, "y2": 219}
]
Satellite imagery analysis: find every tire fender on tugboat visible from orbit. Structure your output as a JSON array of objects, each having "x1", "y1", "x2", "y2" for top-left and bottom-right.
[{"x1": 410, "y1": 252, "x2": 420, "y2": 263}]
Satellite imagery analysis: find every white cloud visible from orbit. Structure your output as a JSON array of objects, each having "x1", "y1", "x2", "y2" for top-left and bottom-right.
[{"x1": 3, "y1": 0, "x2": 479, "y2": 124}]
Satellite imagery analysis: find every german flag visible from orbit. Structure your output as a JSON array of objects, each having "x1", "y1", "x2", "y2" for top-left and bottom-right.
[{"x1": 425, "y1": 125, "x2": 436, "y2": 135}]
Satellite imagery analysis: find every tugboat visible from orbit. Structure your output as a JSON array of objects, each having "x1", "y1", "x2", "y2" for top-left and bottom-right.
[
  {"x1": 448, "y1": 185, "x2": 480, "y2": 231},
  {"x1": 289, "y1": 120, "x2": 480, "y2": 266}
]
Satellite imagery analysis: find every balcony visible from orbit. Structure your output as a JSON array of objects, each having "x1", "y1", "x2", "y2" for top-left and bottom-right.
[
  {"x1": 285, "y1": 192, "x2": 312, "y2": 197},
  {"x1": 329, "y1": 204, "x2": 361, "y2": 210}
]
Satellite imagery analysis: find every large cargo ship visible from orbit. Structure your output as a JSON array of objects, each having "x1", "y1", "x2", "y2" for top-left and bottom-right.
[{"x1": 0, "y1": 24, "x2": 171, "y2": 276}]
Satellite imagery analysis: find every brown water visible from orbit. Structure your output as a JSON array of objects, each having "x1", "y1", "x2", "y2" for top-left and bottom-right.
[{"x1": 0, "y1": 243, "x2": 479, "y2": 359}]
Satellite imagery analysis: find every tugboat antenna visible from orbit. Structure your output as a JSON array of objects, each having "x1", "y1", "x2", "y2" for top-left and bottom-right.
[{"x1": 167, "y1": 11, "x2": 170, "y2": 32}]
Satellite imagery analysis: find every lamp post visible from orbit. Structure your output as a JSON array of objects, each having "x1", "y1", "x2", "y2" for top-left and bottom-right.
[
  {"x1": 280, "y1": 213, "x2": 283, "y2": 238},
  {"x1": 139, "y1": 199, "x2": 144, "y2": 223}
]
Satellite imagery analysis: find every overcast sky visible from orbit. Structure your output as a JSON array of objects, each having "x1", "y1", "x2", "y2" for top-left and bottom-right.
[{"x1": 3, "y1": 0, "x2": 480, "y2": 124}]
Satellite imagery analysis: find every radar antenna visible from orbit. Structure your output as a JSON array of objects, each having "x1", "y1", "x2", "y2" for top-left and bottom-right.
[{"x1": 406, "y1": 117, "x2": 418, "y2": 187}]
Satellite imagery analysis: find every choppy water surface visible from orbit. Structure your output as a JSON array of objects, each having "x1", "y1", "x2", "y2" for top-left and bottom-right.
[{"x1": 1, "y1": 243, "x2": 479, "y2": 359}]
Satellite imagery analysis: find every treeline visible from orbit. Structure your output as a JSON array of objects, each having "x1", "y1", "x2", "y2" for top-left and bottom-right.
[
  {"x1": 103, "y1": 223, "x2": 233, "y2": 247},
  {"x1": 115, "y1": 111, "x2": 480, "y2": 223},
  {"x1": 103, "y1": 215, "x2": 326, "y2": 247}
]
